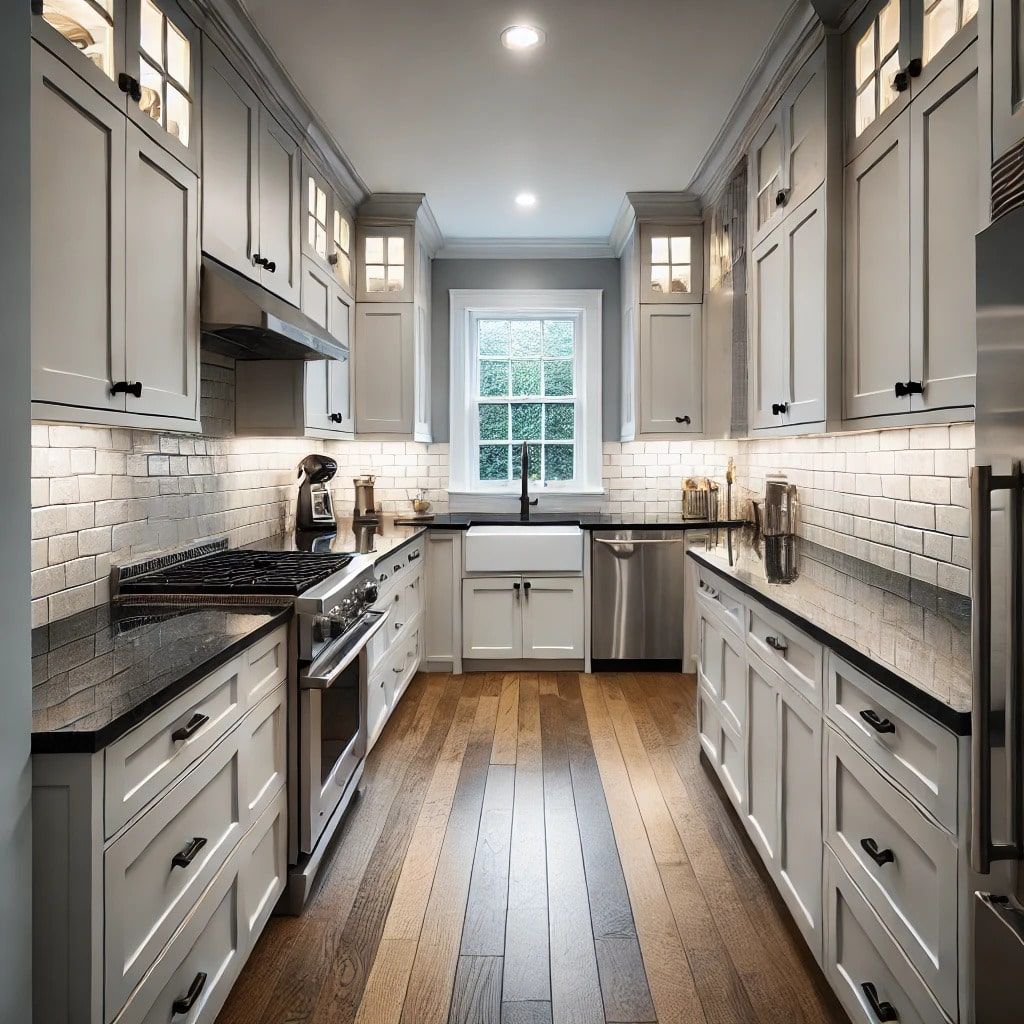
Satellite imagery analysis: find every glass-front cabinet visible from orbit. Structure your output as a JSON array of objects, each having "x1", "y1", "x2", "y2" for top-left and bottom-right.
[
  {"x1": 638, "y1": 222, "x2": 703, "y2": 304},
  {"x1": 302, "y1": 153, "x2": 356, "y2": 296},
  {"x1": 357, "y1": 224, "x2": 414, "y2": 303},
  {"x1": 32, "y1": 0, "x2": 199, "y2": 170}
]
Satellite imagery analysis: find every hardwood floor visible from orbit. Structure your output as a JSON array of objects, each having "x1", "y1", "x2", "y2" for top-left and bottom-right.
[{"x1": 216, "y1": 672, "x2": 849, "y2": 1024}]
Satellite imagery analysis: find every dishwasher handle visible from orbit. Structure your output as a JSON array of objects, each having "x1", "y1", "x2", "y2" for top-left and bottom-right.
[{"x1": 593, "y1": 537, "x2": 687, "y2": 546}]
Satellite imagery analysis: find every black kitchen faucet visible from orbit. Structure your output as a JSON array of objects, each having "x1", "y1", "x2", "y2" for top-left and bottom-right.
[{"x1": 519, "y1": 441, "x2": 539, "y2": 520}]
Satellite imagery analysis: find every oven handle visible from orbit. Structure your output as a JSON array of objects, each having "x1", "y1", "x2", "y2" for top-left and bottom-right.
[{"x1": 299, "y1": 610, "x2": 389, "y2": 690}]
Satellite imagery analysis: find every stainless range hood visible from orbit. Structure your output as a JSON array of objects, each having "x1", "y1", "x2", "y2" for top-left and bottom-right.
[{"x1": 200, "y1": 257, "x2": 345, "y2": 361}]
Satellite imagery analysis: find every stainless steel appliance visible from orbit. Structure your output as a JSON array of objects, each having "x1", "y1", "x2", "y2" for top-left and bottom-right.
[
  {"x1": 591, "y1": 530, "x2": 687, "y2": 667},
  {"x1": 115, "y1": 540, "x2": 385, "y2": 912},
  {"x1": 353, "y1": 474, "x2": 377, "y2": 519},
  {"x1": 296, "y1": 454, "x2": 338, "y2": 531},
  {"x1": 971, "y1": 204, "x2": 1024, "y2": 1021}
]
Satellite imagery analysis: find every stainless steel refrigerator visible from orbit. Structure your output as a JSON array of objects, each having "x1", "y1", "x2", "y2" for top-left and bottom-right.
[{"x1": 971, "y1": 203, "x2": 1024, "y2": 1023}]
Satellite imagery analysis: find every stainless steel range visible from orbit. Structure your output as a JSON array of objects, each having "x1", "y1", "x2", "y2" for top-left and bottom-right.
[{"x1": 115, "y1": 538, "x2": 388, "y2": 912}]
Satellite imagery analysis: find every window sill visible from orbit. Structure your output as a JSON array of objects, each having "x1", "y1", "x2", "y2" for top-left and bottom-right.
[{"x1": 448, "y1": 490, "x2": 606, "y2": 513}]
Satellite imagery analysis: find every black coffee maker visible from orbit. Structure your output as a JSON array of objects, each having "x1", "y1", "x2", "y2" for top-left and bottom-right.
[{"x1": 296, "y1": 454, "x2": 338, "y2": 532}]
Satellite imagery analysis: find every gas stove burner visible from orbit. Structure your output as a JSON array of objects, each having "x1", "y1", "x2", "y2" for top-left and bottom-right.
[{"x1": 120, "y1": 549, "x2": 356, "y2": 597}]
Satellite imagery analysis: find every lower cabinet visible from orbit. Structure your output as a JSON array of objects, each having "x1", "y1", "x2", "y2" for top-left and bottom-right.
[
  {"x1": 462, "y1": 575, "x2": 584, "y2": 661},
  {"x1": 31, "y1": 625, "x2": 289, "y2": 1024}
]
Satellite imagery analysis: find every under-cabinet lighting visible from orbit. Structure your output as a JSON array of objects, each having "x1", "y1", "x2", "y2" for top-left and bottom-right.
[{"x1": 501, "y1": 24, "x2": 544, "y2": 49}]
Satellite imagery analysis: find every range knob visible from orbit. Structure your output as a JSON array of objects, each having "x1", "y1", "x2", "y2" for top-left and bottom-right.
[{"x1": 360, "y1": 581, "x2": 379, "y2": 605}]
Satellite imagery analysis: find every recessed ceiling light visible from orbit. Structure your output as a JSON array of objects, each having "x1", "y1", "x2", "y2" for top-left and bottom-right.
[
  {"x1": 515, "y1": 192, "x2": 537, "y2": 208},
  {"x1": 501, "y1": 24, "x2": 544, "y2": 50}
]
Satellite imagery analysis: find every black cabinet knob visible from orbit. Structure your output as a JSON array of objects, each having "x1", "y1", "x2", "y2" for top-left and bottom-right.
[
  {"x1": 775, "y1": 187, "x2": 791, "y2": 208},
  {"x1": 675, "y1": 415, "x2": 691, "y2": 424},
  {"x1": 771, "y1": 402, "x2": 789, "y2": 416},
  {"x1": 894, "y1": 380, "x2": 924, "y2": 398},
  {"x1": 171, "y1": 972, "x2": 208, "y2": 1016},
  {"x1": 265, "y1": 259, "x2": 277, "y2": 273},
  {"x1": 861, "y1": 981, "x2": 898, "y2": 1022},
  {"x1": 329, "y1": 413, "x2": 344, "y2": 424},
  {"x1": 117, "y1": 73, "x2": 142, "y2": 102},
  {"x1": 110, "y1": 380, "x2": 142, "y2": 398},
  {"x1": 893, "y1": 57, "x2": 922, "y2": 93},
  {"x1": 252, "y1": 252, "x2": 263, "y2": 267},
  {"x1": 328, "y1": 253, "x2": 339, "y2": 266},
  {"x1": 860, "y1": 837, "x2": 895, "y2": 867}
]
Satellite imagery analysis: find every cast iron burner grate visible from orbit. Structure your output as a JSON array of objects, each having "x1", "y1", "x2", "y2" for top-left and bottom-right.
[{"x1": 119, "y1": 549, "x2": 354, "y2": 596}]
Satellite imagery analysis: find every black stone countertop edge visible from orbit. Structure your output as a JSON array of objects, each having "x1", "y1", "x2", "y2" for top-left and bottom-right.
[
  {"x1": 687, "y1": 547, "x2": 972, "y2": 737},
  {"x1": 394, "y1": 514, "x2": 748, "y2": 532},
  {"x1": 31, "y1": 605, "x2": 293, "y2": 755}
]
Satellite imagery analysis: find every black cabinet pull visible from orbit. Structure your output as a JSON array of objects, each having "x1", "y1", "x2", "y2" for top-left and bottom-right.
[
  {"x1": 860, "y1": 837, "x2": 895, "y2": 867},
  {"x1": 110, "y1": 380, "x2": 142, "y2": 398},
  {"x1": 171, "y1": 711, "x2": 209, "y2": 743},
  {"x1": 894, "y1": 380, "x2": 924, "y2": 398},
  {"x1": 329, "y1": 413, "x2": 344, "y2": 424},
  {"x1": 265, "y1": 259, "x2": 277, "y2": 273},
  {"x1": 771, "y1": 402, "x2": 789, "y2": 415},
  {"x1": 861, "y1": 981, "x2": 898, "y2": 1022},
  {"x1": 408, "y1": 549, "x2": 421, "y2": 562},
  {"x1": 172, "y1": 972, "x2": 208, "y2": 1016},
  {"x1": 117, "y1": 73, "x2": 142, "y2": 102},
  {"x1": 893, "y1": 57, "x2": 922, "y2": 93},
  {"x1": 675, "y1": 415, "x2": 691, "y2": 424},
  {"x1": 251, "y1": 252, "x2": 263, "y2": 267},
  {"x1": 860, "y1": 708, "x2": 896, "y2": 735},
  {"x1": 523, "y1": 581, "x2": 532, "y2": 597},
  {"x1": 513, "y1": 582, "x2": 521, "y2": 596},
  {"x1": 775, "y1": 187, "x2": 791, "y2": 208},
  {"x1": 171, "y1": 835, "x2": 207, "y2": 869},
  {"x1": 765, "y1": 635, "x2": 788, "y2": 653}
]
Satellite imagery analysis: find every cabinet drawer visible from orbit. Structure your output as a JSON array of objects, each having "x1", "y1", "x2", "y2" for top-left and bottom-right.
[
  {"x1": 105, "y1": 727, "x2": 244, "y2": 1014},
  {"x1": 827, "y1": 654, "x2": 958, "y2": 832},
  {"x1": 697, "y1": 682, "x2": 720, "y2": 764},
  {"x1": 403, "y1": 569, "x2": 423, "y2": 626},
  {"x1": 104, "y1": 654, "x2": 245, "y2": 837},
  {"x1": 824, "y1": 851, "x2": 949, "y2": 1024},
  {"x1": 366, "y1": 662, "x2": 388, "y2": 753},
  {"x1": 240, "y1": 785, "x2": 287, "y2": 948},
  {"x1": 826, "y1": 728, "x2": 958, "y2": 1015},
  {"x1": 718, "y1": 719, "x2": 745, "y2": 812},
  {"x1": 747, "y1": 604, "x2": 822, "y2": 707},
  {"x1": 387, "y1": 627, "x2": 420, "y2": 707},
  {"x1": 696, "y1": 570, "x2": 745, "y2": 634},
  {"x1": 245, "y1": 625, "x2": 288, "y2": 707},
  {"x1": 698, "y1": 609, "x2": 747, "y2": 734},
  {"x1": 242, "y1": 684, "x2": 287, "y2": 822}
]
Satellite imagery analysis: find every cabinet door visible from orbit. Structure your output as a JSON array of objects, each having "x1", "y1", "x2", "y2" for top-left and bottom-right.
[
  {"x1": 846, "y1": 0, "x2": 911, "y2": 160},
  {"x1": 31, "y1": 0, "x2": 127, "y2": 112},
  {"x1": 911, "y1": 0, "x2": 979, "y2": 93},
  {"x1": 124, "y1": 124, "x2": 199, "y2": 420},
  {"x1": 329, "y1": 290, "x2": 354, "y2": 432},
  {"x1": 355, "y1": 303, "x2": 414, "y2": 434},
  {"x1": 749, "y1": 226, "x2": 788, "y2": 429},
  {"x1": 358, "y1": 224, "x2": 414, "y2": 302},
  {"x1": 256, "y1": 110, "x2": 300, "y2": 304},
  {"x1": 201, "y1": 42, "x2": 259, "y2": 279},
  {"x1": 639, "y1": 223, "x2": 703, "y2": 304},
  {"x1": 414, "y1": 297, "x2": 431, "y2": 441},
  {"x1": 299, "y1": 257, "x2": 333, "y2": 433},
  {"x1": 749, "y1": 109, "x2": 787, "y2": 248},
  {"x1": 784, "y1": 187, "x2": 828, "y2": 426},
  {"x1": 776, "y1": 676, "x2": 823, "y2": 959},
  {"x1": 301, "y1": 154, "x2": 333, "y2": 273},
  {"x1": 844, "y1": 113, "x2": 912, "y2": 419},
  {"x1": 745, "y1": 660, "x2": 778, "y2": 865},
  {"x1": 638, "y1": 305, "x2": 703, "y2": 433},
  {"x1": 462, "y1": 578, "x2": 522, "y2": 660},
  {"x1": 909, "y1": 43, "x2": 978, "y2": 411},
  {"x1": 331, "y1": 200, "x2": 355, "y2": 295},
  {"x1": 125, "y1": 0, "x2": 200, "y2": 173},
  {"x1": 31, "y1": 42, "x2": 127, "y2": 412},
  {"x1": 782, "y1": 44, "x2": 827, "y2": 216},
  {"x1": 521, "y1": 577, "x2": 584, "y2": 659},
  {"x1": 992, "y1": 0, "x2": 1024, "y2": 159}
]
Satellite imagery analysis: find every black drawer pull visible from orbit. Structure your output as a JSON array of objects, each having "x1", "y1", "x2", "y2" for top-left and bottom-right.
[
  {"x1": 860, "y1": 708, "x2": 896, "y2": 735},
  {"x1": 861, "y1": 981, "x2": 898, "y2": 1022},
  {"x1": 171, "y1": 712, "x2": 209, "y2": 743},
  {"x1": 408, "y1": 549, "x2": 421, "y2": 561},
  {"x1": 860, "y1": 837, "x2": 895, "y2": 867},
  {"x1": 765, "y1": 635, "x2": 788, "y2": 653},
  {"x1": 172, "y1": 971, "x2": 208, "y2": 1015},
  {"x1": 171, "y1": 835, "x2": 207, "y2": 869}
]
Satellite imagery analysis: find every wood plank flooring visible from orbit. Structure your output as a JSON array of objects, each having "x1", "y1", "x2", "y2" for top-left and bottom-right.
[{"x1": 216, "y1": 672, "x2": 849, "y2": 1024}]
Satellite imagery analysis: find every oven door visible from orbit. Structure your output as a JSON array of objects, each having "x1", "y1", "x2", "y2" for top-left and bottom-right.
[{"x1": 298, "y1": 609, "x2": 388, "y2": 854}]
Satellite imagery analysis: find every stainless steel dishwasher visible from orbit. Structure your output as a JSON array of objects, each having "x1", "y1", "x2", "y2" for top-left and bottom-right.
[{"x1": 591, "y1": 530, "x2": 689, "y2": 668}]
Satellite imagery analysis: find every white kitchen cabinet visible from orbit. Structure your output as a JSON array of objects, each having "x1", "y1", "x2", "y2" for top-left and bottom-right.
[
  {"x1": 908, "y1": 42, "x2": 979, "y2": 411},
  {"x1": 201, "y1": 40, "x2": 300, "y2": 304},
  {"x1": 749, "y1": 226, "x2": 787, "y2": 429},
  {"x1": 992, "y1": 0, "x2": 1024, "y2": 160},
  {"x1": 462, "y1": 577, "x2": 522, "y2": 660},
  {"x1": 521, "y1": 577, "x2": 584, "y2": 659},
  {"x1": 358, "y1": 223, "x2": 414, "y2": 303},
  {"x1": 697, "y1": 609, "x2": 746, "y2": 734},
  {"x1": 355, "y1": 303, "x2": 414, "y2": 434},
  {"x1": 844, "y1": 113, "x2": 912, "y2": 419},
  {"x1": 638, "y1": 305, "x2": 703, "y2": 433},
  {"x1": 31, "y1": 42, "x2": 199, "y2": 427},
  {"x1": 745, "y1": 659, "x2": 779, "y2": 865},
  {"x1": 638, "y1": 222, "x2": 703, "y2": 304},
  {"x1": 424, "y1": 532, "x2": 462, "y2": 671}
]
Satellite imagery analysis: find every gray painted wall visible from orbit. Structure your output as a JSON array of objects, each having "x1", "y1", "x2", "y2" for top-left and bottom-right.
[
  {"x1": 1, "y1": 4, "x2": 33, "y2": 1018},
  {"x1": 430, "y1": 258, "x2": 621, "y2": 442}
]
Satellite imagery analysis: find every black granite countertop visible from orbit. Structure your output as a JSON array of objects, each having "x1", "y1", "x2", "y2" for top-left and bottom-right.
[
  {"x1": 31, "y1": 602, "x2": 292, "y2": 753},
  {"x1": 687, "y1": 528, "x2": 972, "y2": 734},
  {"x1": 250, "y1": 517, "x2": 428, "y2": 563},
  {"x1": 393, "y1": 512, "x2": 747, "y2": 531}
]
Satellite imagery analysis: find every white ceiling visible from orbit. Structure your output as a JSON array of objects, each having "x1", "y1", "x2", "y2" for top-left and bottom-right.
[{"x1": 241, "y1": 0, "x2": 793, "y2": 240}]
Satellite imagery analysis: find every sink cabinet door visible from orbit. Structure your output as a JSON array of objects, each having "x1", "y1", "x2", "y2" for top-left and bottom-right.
[
  {"x1": 462, "y1": 578, "x2": 522, "y2": 660},
  {"x1": 521, "y1": 577, "x2": 584, "y2": 659}
]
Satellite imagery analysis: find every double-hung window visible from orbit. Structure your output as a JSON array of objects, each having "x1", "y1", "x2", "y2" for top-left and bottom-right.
[{"x1": 449, "y1": 290, "x2": 603, "y2": 502}]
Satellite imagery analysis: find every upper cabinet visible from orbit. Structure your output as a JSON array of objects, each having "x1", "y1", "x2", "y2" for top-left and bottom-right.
[
  {"x1": 201, "y1": 40, "x2": 300, "y2": 305},
  {"x1": 303, "y1": 154, "x2": 356, "y2": 297},
  {"x1": 992, "y1": 0, "x2": 1024, "y2": 161},
  {"x1": 843, "y1": 0, "x2": 978, "y2": 421},
  {"x1": 33, "y1": 0, "x2": 200, "y2": 172},
  {"x1": 354, "y1": 195, "x2": 439, "y2": 439},
  {"x1": 639, "y1": 222, "x2": 703, "y2": 304},
  {"x1": 747, "y1": 41, "x2": 841, "y2": 434},
  {"x1": 30, "y1": 31, "x2": 199, "y2": 428}
]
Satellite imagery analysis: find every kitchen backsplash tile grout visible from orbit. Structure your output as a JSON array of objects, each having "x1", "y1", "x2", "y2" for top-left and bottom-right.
[{"x1": 29, "y1": 362, "x2": 975, "y2": 625}]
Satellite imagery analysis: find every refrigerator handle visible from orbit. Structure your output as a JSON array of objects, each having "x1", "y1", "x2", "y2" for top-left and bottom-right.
[{"x1": 971, "y1": 463, "x2": 1024, "y2": 873}]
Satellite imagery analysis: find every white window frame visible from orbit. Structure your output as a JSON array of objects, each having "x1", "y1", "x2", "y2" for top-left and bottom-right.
[{"x1": 449, "y1": 289, "x2": 603, "y2": 508}]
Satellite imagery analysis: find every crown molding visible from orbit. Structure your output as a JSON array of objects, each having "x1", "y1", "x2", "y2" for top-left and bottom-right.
[
  {"x1": 688, "y1": 0, "x2": 822, "y2": 204},
  {"x1": 436, "y1": 237, "x2": 615, "y2": 260},
  {"x1": 358, "y1": 193, "x2": 446, "y2": 255},
  {"x1": 188, "y1": 0, "x2": 369, "y2": 211}
]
